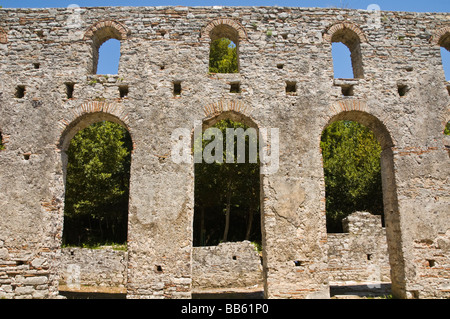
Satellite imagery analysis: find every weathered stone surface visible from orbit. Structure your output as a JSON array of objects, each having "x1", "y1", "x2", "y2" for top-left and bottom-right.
[
  {"x1": 59, "y1": 247, "x2": 128, "y2": 288},
  {"x1": 328, "y1": 212, "x2": 391, "y2": 284},
  {"x1": 192, "y1": 241, "x2": 263, "y2": 290},
  {"x1": 0, "y1": 5, "x2": 448, "y2": 299}
]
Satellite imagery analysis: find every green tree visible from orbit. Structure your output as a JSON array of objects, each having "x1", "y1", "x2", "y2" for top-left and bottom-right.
[
  {"x1": 194, "y1": 119, "x2": 260, "y2": 246},
  {"x1": 445, "y1": 121, "x2": 450, "y2": 135},
  {"x1": 209, "y1": 38, "x2": 238, "y2": 73},
  {"x1": 63, "y1": 121, "x2": 132, "y2": 246},
  {"x1": 321, "y1": 121, "x2": 383, "y2": 232}
]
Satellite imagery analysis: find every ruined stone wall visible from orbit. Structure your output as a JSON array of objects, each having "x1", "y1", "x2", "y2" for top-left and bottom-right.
[
  {"x1": 58, "y1": 242, "x2": 262, "y2": 292},
  {"x1": 327, "y1": 212, "x2": 391, "y2": 284},
  {"x1": 0, "y1": 6, "x2": 448, "y2": 299},
  {"x1": 59, "y1": 247, "x2": 127, "y2": 289},
  {"x1": 192, "y1": 241, "x2": 263, "y2": 290}
]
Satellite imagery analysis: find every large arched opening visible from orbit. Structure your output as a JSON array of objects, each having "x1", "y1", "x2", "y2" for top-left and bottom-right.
[
  {"x1": 58, "y1": 111, "x2": 133, "y2": 297},
  {"x1": 321, "y1": 110, "x2": 405, "y2": 298},
  {"x1": 192, "y1": 111, "x2": 264, "y2": 296}
]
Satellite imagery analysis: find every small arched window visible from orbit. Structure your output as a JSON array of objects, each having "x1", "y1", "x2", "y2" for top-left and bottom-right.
[
  {"x1": 209, "y1": 24, "x2": 240, "y2": 73},
  {"x1": 332, "y1": 42, "x2": 354, "y2": 79},
  {"x1": 84, "y1": 21, "x2": 128, "y2": 75},
  {"x1": 97, "y1": 38, "x2": 121, "y2": 75},
  {"x1": 325, "y1": 23, "x2": 366, "y2": 79}
]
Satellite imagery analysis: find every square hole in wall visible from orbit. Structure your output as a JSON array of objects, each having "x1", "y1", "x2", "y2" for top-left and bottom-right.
[
  {"x1": 230, "y1": 82, "x2": 241, "y2": 93},
  {"x1": 367, "y1": 254, "x2": 373, "y2": 261},
  {"x1": 341, "y1": 85, "x2": 354, "y2": 97},
  {"x1": 119, "y1": 85, "x2": 129, "y2": 98},
  {"x1": 155, "y1": 265, "x2": 163, "y2": 272},
  {"x1": 65, "y1": 82, "x2": 75, "y2": 99},
  {"x1": 277, "y1": 63, "x2": 284, "y2": 70},
  {"x1": 15, "y1": 85, "x2": 26, "y2": 98},
  {"x1": 173, "y1": 81, "x2": 182, "y2": 96},
  {"x1": 286, "y1": 81, "x2": 297, "y2": 94},
  {"x1": 33, "y1": 63, "x2": 40, "y2": 69},
  {"x1": 36, "y1": 30, "x2": 44, "y2": 38},
  {"x1": 427, "y1": 259, "x2": 436, "y2": 267},
  {"x1": 398, "y1": 84, "x2": 409, "y2": 97}
]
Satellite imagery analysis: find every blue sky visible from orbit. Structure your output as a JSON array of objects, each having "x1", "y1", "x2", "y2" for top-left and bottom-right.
[
  {"x1": 1, "y1": 1, "x2": 449, "y2": 77},
  {"x1": 0, "y1": 0, "x2": 449, "y2": 12}
]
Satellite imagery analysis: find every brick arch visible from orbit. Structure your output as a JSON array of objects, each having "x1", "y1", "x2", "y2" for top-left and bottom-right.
[
  {"x1": 0, "y1": 27, "x2": 7, "y2": 44},
  {"x1": 203, "y1": 99, "x2": 253, "y2": 118},
  {"x1": 200, "y1": 18, "x2": 248, "y2": 43},
  {"x1": 325, "y1": 103, "x2": 394, "y2": 150},
  {"x1": 58, "y1": 101, "x2": 131, "y2": 151},
  {"x1": 323, "y1": 22, "x2": 368, "y2": 44},
  {"x1": 83, "y1": 20, "x2": 129, "y2": 42},
  {"x1": 431, "y1": 26, "x2": 450, "y2": 51},
  {"x1": 202, "y1": 100, "x2": 256, "y2": 129}
]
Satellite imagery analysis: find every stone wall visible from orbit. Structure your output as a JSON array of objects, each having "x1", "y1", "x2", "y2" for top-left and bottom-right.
[
  {"x1": 59, "y1": 247, "x2": 127, "y2": 289},
  {"x1": 57, "y1": 213, "x2": 390, "y2": 293},
  {"x1": 327, "y1": 212, "x2": 391, "y2": 284},
  {"x1": 0, "y1": 240, "x2": 51, "y2": 299},
  {"x1": 192, "y1": 241, "x2": 263, "y2": 290},
  {"x1": 58, "y1": 242, "x2": 262, "y2": 292},
  {"x1": 0, "y1": 5, "x2": 448, "y2": 299}
]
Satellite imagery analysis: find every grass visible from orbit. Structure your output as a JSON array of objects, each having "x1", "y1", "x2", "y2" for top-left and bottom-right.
[{"x1": 62, "y1": 242, "x2": 127, "y2": 251}]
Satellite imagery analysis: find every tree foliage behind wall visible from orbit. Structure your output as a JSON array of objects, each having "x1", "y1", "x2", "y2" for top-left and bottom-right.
[
  {"x1": 62, "y1": 121, "x2": 132, "y2": 246},
  {"x1": 321, "y1": 121, "x2": 383, "y2": 233},
  {"x1": 209, "y1": 38, "x2": 238, "y2": 73},
  {"x1": 194, "y1": 119, "x2": 260, "y2": 246}
]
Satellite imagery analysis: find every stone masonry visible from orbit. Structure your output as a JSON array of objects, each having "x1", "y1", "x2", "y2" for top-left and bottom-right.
[
  {"x1": 58, "y1": 214, "x2": 390, "y2": 294},
  {"x1": 0, "y1": 6, "x2": 449, "y2": 299},
  {"x1": 59, "y1": 247, "x2": 128, "y2": 289},
  {"x1": 58, "y1": 241, "x2": 263, "y2": 293},
  {"x1": 327, "y1": 212, "x2": 391, "y2": 284}
]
